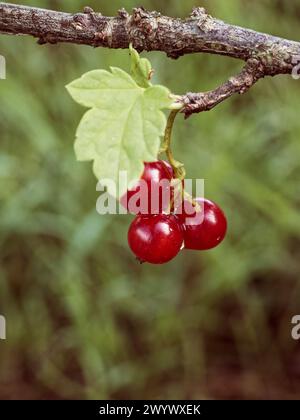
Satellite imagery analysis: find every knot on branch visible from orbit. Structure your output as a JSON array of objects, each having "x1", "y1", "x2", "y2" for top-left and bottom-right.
[
  {"x1": 190, "y1": 7, "x2": 214, "y2": 33},
  {"x1": 181, "y1": 92, "x2": 211, "y2": 118},
  {"x1": 94, "y1": 21, "x2": 114, "y2": 47},
  {"x1": 83, "y1": 6, "x2": 94, "y2": 14},
  {"x1": 252, "y1": 42, "x2": 293, "y2": 76},
  {"x1": 238, "y1": 58, "x2": 265, "y2": 89},
  {"x1": 118, "y1": 8, "x2": 129, "y2": 19},
  {"x1": 72, "y1": 13, "x2": 90, "y2": 28},
  {"x1": 70, "y1": 11, "x2": 101, "y2": 33},
  {"x1": 71, "y1": 10, "x2": 112, "y2": 47},
  {"x1": 127, "y1": 7, "x2": 160, "y2": 51},
  {"x1": 132, "y1": 7, "x2": 150, "y2": 22}
]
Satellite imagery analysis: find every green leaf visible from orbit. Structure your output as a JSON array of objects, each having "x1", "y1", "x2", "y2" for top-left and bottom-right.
[
  {"x1": 66, "y1": 67, "x2": 139, "y2": 109},
  {"x1": 66, "y1": 63, "x2": 172, "y2": 198},
  {"x1": 129, "y1": 44, "x2": 153, "y2": 88}
]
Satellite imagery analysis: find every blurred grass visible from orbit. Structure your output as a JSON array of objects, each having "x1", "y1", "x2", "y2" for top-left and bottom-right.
[{"x1": 0, "y1": 0, "x2": 300, "y2": 399}]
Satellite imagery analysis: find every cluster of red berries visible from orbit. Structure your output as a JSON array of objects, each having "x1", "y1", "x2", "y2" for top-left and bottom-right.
[{"x1": 121, "y1": 161, "x2": 227, "y2": 264}]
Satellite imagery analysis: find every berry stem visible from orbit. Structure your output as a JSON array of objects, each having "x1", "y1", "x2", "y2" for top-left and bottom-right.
[
  {"x1": 160, "y1": 110, "x2": 199, "y2": 214},
  {"x1": 160, "y1": 110, "x2": 186, "y2": 181},
  {"x1": 183, "y1": 191, "x2": 201, "y2": 213}
]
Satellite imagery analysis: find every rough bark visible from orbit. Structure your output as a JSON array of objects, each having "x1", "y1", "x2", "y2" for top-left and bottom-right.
[{"x1": 0, "y1": 2, "x2": 299, "y2": 116}]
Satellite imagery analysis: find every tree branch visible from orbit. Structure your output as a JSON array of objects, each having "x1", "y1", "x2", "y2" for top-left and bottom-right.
[
  {"x1": 181, "y1": 58, "x2": 265, "y2": 117},
  {"x1": 0, "y1": 2, "x2": 299, "y2": 116}
]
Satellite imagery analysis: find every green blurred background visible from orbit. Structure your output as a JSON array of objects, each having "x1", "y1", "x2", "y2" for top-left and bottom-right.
[{"x1": 1, "y1": 0, "x2": 300, "y2": 399}]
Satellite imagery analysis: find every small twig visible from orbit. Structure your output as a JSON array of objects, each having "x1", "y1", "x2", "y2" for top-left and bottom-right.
[{"x1": 181, "y1": 59, "x2": 265, "y2": 117}]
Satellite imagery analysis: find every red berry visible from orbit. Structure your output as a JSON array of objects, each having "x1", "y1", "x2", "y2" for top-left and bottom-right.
[
  {"x1": 120, "y1": 161, "x2": 174, "y2": 215},
  {"x1": 128, "y1": 214, "x2": 184, "y2": 264},
  {"x1": 176, "y1": 198, "x2": 227, "y2": 250},
  {"x1": 161, "y1": 160, "x2": 174, "y2": 178}
]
